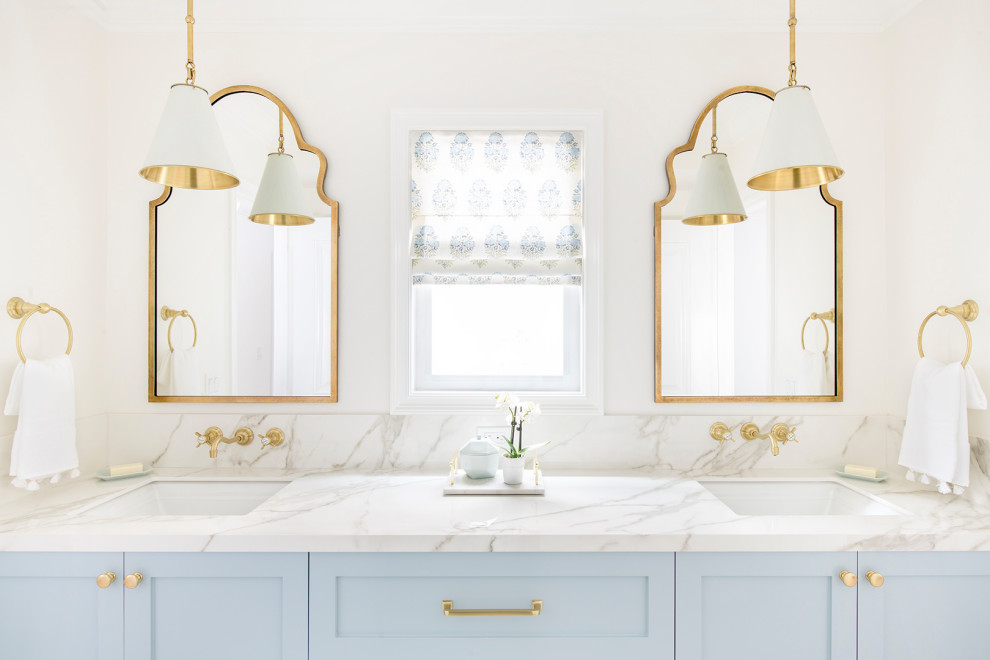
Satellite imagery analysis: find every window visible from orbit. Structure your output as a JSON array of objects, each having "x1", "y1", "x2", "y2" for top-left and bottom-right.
[{"x1": 391, "y1": 112, "x2": 602, "y2": 414}]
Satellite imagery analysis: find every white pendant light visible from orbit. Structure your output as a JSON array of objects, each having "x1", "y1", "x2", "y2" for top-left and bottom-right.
[
  {"x1": 748, "y1": 0, "x2": 843, "y2": 192},
  {"x1": 139, "y1": 0, "x2": 238, "y2": 190},
  {"x1": 249, "y1": 111, "x2": 315, "y2": 227},
  {"x1": 683, "y1": 104, "x2": 747, "y2": 226}
]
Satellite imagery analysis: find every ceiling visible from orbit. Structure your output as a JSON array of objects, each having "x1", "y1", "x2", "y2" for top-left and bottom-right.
[{"x1": 67, "y1": 0, "x2": 924, "y2": 33}]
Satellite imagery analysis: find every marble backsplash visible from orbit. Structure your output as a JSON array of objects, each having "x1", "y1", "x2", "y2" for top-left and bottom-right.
[
  {"x1": 106, "y1": 413, "x2": 893, "y2": 475},
  {"x1": 4, "y1": 412, "x2": 990, "y2": 505}
]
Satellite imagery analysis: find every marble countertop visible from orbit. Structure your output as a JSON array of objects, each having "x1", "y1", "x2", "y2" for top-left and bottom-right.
[{"x1": 0, "y1": 467, "x2": 986, "y2": 552}]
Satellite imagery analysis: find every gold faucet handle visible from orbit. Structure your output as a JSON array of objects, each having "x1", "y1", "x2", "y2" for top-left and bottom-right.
[
  {"x1": 771, "y1": 423, "x2": 798, "y2": 445},
  {"x1": 258, "y1": 428, "x2": 285, "y2": 449},
  {"x1": 710, "y1": 422, "x2": 734, "y2": 444},
  {"x1": 194, "y1": 426, "x2": 223, "y2": 449}
]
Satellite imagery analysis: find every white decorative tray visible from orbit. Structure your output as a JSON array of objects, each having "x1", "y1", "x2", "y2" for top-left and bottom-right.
[{"x1": 443, "y1": 469, "x2": 545, "y2": 495}]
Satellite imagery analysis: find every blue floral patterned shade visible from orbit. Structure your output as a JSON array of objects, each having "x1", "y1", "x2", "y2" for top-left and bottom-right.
[{"x1": 410, "y1": 130, "x2": 583, "y2": 285}]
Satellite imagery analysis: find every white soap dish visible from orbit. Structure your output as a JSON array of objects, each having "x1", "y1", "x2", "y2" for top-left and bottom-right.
[
  {"x1": 835, "y1": 468, "x2": 888, "y2": 483},
  {"x1": 96, "y1": 464, "x2": 153, "y2": 481}
]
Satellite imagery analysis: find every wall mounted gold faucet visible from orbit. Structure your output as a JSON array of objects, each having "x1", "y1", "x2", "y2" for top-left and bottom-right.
[
  {"x1": 709, "y1": 421, "x2": 797, "y2": 456},
  {"x1": 740, "y1": 422, "x2": 797, "y2": 456},
  {"x1": 195, "y1": 426, "x2": 253, "y2": 458}
]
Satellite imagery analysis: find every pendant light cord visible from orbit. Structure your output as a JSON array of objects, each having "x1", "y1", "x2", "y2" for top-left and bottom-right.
[
  {"x1": 788, "y1": 0, "x2": 798, "y2": 86},
  {"x1": 710, "y1": 104, "x2": 719, "y2": 154},
  {"x1": 185, "y1": 0, "x2": 196, "y2": 84}
]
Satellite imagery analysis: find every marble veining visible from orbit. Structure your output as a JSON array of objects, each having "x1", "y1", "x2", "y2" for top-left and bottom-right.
[
  {"x1": 2, "y1": 468, "x2": 990, "y2": 553},
  {"x1": 106, "y1": 413, "x2": 890, "y2": 474}
]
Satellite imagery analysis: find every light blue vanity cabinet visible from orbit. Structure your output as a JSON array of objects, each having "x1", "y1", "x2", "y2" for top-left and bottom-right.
[
  {"x1": 309, "y1": 552, "x2": 675, "y2": 660},
  {"x1": 122, "y1": 552, "x2": 308, "y2": 660},
  {"x1": 858, "y1": 551, "x2": 990, "y2": 659},
  {"x1": 0, "y1": 552, "x2": 124, "y2": 660},
  {"x1": 676, "y1": 552, "x2": 858, "y2": 660}
]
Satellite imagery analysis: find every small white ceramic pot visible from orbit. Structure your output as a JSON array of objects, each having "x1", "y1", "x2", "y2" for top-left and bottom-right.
[
  {"x1": 501, "y1": 455, "x2": 525, "y2": 485},
  {"x1": 460, "y1": 439, "x2": 499, "y2": 479}
]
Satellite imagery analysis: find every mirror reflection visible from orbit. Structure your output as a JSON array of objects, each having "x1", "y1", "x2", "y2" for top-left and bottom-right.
[
  {"x1": 656, "y1": 87, "x2": 841, "y2": 401},
  {"x1": 151, "y1": 86, "x2": 338, "y2": 401}
]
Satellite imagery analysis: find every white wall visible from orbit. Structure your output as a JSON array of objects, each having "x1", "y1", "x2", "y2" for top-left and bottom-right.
[
  {"x1": 0, "y1": 0, "x2": 109, "y2": 495},
  {"x1": 104, "y1": 27, "x2": 887, "y2": 417},
  {"x1": 885, "y1": 0, "x2": 990, "y2": 436}
]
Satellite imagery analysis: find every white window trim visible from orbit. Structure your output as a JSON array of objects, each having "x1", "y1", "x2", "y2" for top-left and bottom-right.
[{"x1": 390, "y1": 109, "x2": 604, "y2": 415}]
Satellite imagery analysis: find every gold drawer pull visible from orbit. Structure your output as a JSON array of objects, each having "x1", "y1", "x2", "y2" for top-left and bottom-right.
[
  {"x1": 839, "y1": 570, "x2": 857, "y2": 587},
  {"x1": 124, "y1": 572, "x2": 144, "y2": 589},
  {"x1": 866, "y1": 570, "x2": 884, "y2": 587},
  {"x1": 442, "y1": 599, "x2": 542, "y2": 617},
  {"x1": 96, "y1": 572, "x2": 116, "y2": 589}
]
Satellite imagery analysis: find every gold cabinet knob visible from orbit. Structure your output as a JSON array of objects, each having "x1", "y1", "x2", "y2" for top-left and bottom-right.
[
  {"x1": 124, "y1": 572, "x2": 144, "y2": 589},
  {"x1": 866, "y1": 570, "x2": 884, "y2": 587},
  {"x1": 839, "y1": 570, "x2": 857, "y2": 587},
  {"x1": 96, "y1": 572, "x2": 116, "y2": 589}
]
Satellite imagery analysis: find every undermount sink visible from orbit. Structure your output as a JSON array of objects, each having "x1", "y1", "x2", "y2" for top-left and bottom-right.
[
  {"x1": 699, "y1": 479, "x2": 907, "y2": 516},
  {"x1": 84, "y1": 480, "x2": 290, "y2": 517}
]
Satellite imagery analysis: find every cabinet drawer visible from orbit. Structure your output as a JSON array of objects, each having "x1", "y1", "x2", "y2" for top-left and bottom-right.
[{"x1": 310, "y1": 552, "x2": 673, "y2": 660}]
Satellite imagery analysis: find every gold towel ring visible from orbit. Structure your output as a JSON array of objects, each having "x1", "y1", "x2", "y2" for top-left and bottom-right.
[
  {"x1": 160, "y1": 305, "x2": 198, "y2": 351},
  {"x1": 6, "y1": 297, "x2": 73, "y2": 363},
  {"x1": 918, "y1": 300, "x2": 979, "y2": 367},
  {"x1": 801, "y1": 308, "x2": 834, "y2": 356}
]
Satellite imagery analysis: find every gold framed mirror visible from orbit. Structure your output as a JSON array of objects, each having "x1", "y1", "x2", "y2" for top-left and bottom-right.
[
  {"x1": 149, "y1": 85, "x2": 339, "y2": 402},
  {"x1": 654, "y1": 85, "x2": 842, "y2": 402}
]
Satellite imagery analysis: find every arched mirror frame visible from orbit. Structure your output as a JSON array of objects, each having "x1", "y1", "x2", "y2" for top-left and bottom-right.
[
  {"x1": 654, "y1": 84, "x2": 843, "y2": 403},
  {"x1": 148, "y1": 84, "x2": 340, "y2": 402}
]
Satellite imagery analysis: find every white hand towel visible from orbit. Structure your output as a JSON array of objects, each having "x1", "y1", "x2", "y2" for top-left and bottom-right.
[
  {"x1": 898, "y1": 357, "x2": 987, "y2": 494},
  {"x1": 3, "y1": 355, "x2": 79, "y2": 490},
  {"x1": 156, "y1": 347, "x2": 202, "y2": 396},
  {"x1": 796, "y1": 349, "x2": 832, "y2": 396}
]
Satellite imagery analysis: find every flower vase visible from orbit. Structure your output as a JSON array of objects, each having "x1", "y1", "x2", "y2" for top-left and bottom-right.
[{"x1": 501, "y1": 455, "x2": 525, "y2": 485}]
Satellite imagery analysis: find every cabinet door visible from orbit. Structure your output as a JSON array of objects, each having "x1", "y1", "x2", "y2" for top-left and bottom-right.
[
  {"x1": 311, "y1": 552, "x2": 674, "y2": 660},
  {"x1": 858, "y1": 551, "x2": 990, "y2": 659},
  {"x1": 676, "y1": 552, "x2": 857, "y2": 660},
  {"x1": 0, "y1": 552, "x2": 124, "y2": 660},
  {"x1": 122, "y1": 552, "x2": 307, "y2": 660}
]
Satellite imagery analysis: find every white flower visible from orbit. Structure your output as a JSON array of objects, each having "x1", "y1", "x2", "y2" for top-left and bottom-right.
[
  {"x1": 495, "y1": 392, "x2": 520, "y2": 411},
  {"x1": 519, "y1": 401, "x2": 541, "y2": 423}
]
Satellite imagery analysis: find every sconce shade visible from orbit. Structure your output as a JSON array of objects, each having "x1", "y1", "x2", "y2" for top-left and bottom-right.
[
  {"x1": 748, "y1": 85, "x2": 843, "y2": 191},
  {"x1": 683, "y1": 153, "x2": 748, "y2": 226},
  {"x1": 249, "y1": 152, "x2": 315, "y2": 226},
  {"x1": 139, "y1": 84, "x2": 239, "y2": 190}
]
